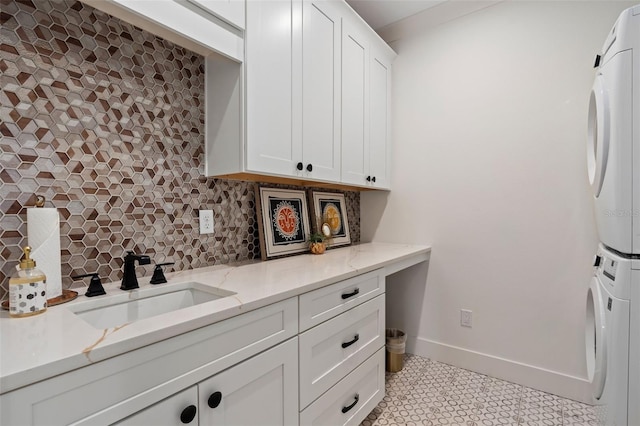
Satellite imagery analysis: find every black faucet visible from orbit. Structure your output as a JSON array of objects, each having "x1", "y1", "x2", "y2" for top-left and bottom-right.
[{"x1": 121, "y1": 251, "x2": 151, "y2": 290}]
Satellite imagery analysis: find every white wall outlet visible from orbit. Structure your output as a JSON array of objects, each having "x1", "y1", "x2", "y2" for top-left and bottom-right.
[
  {"x1": 461, "y1": 309, "x2": 472, "y2": 328},
  {"x1": 199, "y1": 209, "x2": 214, "y2": 234}
]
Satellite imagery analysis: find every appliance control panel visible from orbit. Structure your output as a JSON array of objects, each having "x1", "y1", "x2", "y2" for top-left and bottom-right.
[{"x1": 602, "y1": 257, "x2": 618, "y2": 281}]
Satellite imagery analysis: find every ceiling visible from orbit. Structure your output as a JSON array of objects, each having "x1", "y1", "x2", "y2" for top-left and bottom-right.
[{"x1": 345, "y1": 0, "x2": 447, "y2": 30}]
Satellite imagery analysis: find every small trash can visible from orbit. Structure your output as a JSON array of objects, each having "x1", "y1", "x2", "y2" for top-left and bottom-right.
[{"x1": 385, "y1": 328, "x2": 406, "y2": 373}]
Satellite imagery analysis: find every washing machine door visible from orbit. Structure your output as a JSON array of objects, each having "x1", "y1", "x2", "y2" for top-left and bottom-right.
[
  {"x1": 587, "y1": 74, "x2": 610, "y2": 198},
  {"x1": 586, "y1": 276, "x2": 607, "y2": 399}
]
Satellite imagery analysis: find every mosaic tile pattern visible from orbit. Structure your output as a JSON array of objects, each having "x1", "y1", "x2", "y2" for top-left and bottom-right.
[
  {"x1": 361, "y1": 354, "x2": 599, "y2": 426},
  {"x1": 0, "y1": 0, "x2": 360, "y2": 300}
]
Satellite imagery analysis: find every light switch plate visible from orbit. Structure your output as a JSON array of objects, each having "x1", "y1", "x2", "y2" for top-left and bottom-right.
[{"x1": 199, "y1": 209, "x2": 214, "y2": 234}]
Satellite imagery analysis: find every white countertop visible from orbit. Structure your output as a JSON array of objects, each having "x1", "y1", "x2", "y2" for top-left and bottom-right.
[{"x1": 0, "y1": 242, "x2": 430, "y2": 394}]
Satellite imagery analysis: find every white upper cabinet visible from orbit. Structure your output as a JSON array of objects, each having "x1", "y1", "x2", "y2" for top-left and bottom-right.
[
  {"x1": 187, "y1": 0, "x2": 245, "y2": 30},
  {"x1": 301, "y1": 0, "x2": 342, "y2": 182},
  {"x1": 368, "y1": 45, "x2": 393, "y2": 189},
  {"x1": 205, "y1": 0, "x2": 395, "y2": 189},
  {"x1": 245, "y1": 0, "x2": 340, "y2": 182},
  {"x1": 341, "y1": 18, "x2": 370, "y2": 187},
  {"x1": 245, "y1": 0, "x2": 302, "y2": 177},
  {"x1": 341, "y1": 16, "x2": 393, "y2": 189}
]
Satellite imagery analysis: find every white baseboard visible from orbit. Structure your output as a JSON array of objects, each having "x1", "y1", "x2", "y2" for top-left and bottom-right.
[{"x1": 407, "y1": 336, "x2": 593, "y2": 404}]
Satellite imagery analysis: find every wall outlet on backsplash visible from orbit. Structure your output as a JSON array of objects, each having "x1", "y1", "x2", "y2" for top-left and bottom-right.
[{"x1": 199, "y1": 210, "x2": 214, "y2": 234}]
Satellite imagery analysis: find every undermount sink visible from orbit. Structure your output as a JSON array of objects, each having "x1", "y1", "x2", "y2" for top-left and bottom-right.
[{"x1": 68, "y1": 282, "x2": 236, "y2": 329}]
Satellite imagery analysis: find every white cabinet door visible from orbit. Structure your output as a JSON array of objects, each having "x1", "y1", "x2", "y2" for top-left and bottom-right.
[
  {"x1": 301, "y1": 0, "x2": 341, "y2": 182},
  {"x1": 198, "y1": 337, "x2": 299, "y2": 426},
  {"x1": 187, "y1": 0, "x2": 245, "y2": 29},
  {"x1": 245, "y1": 0, "x2": 302, "y2": 177},
  {"x1": 368, "y1": 46, "x2": 391, "y2": 189},
  {"x1": 116, "y1": 386, "x2": 199, "y2": 426},
  {"x1": 340, "y1": 19, "x2": 369, "y2": 186}
]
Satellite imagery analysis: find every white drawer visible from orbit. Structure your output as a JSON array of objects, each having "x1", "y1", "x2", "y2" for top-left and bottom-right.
[
  {"x1": 299, "y1": 295, "x2": 385, "y2": 409},
  {"x1": 300, "y1": 348, "x2": 385, "y2": 426},
  {"x1": 299, "y1": 269, "x2": 384, "y2": 332}
]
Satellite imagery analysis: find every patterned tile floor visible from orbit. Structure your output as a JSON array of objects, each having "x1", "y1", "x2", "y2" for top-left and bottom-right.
[{"x1": 361, "y1": 354, "x2": 598, "y2": 426}]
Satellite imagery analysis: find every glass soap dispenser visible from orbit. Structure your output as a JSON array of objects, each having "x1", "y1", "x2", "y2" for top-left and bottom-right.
[{"x1": 9, "y1": 246, "x2": 47, "y2": 318}]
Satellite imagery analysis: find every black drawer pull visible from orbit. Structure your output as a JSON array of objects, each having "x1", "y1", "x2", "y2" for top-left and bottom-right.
[
  {"x1": 208, "y1": 391, "x2": 222, "y2": 408},
  {"x1": 341, "y1": 288, "x2": 360, "y2": 300},
  {"x1": 306, "y1": 163, "x2": 313, "y2": 172},
  {"x1": 180, "y1": 405, "x2": 197, "y2": 423},
  {"x1": 341, "y1": 334, "x2": 359, "y2": 349},
  {"x1": 341, "y1": 394, "x2": 360, "y2": 414},
  {"x1": 297, "y1": 162, "x2": 303, "y2": 171}
]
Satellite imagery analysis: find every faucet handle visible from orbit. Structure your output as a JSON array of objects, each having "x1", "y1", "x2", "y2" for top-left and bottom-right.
[
  {"x1": 150, "y1": 262, "x2": 175, "y2": 285},
  {"x1": 72, "y1": 273, "x2": 106, "y2": 297}
]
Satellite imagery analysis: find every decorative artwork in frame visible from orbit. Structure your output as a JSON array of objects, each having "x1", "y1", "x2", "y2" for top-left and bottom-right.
[
  {"x1": 255, "y1": 186, "x2": 312, "y2": 260},
  {"x1": 310, "y1": 191, "x2": 351, "y2": 247}
]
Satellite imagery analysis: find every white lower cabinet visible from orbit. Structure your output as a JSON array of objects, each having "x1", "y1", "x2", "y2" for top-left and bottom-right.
[
  {"x1": 118, "y1": 338, "x2": 299, "y2": 426},
  {"x1": 1, "y1": 269, "x2": 391, "y2": 426},
  {"x1": 300, "y1": 349, "x2": 385, "y2": 426},
  {"x1": 299, "y1": 295, "x2": 385, "y2": 408},
  {"x1": 298, "y1": 271, "x2": 386, "y2": 426},
  {"x1": 0, "y1": 298, "x2": 297, "y2": 426},
  {"x1": 197, "y1": 337, "x2": 298, "y2": 426}
]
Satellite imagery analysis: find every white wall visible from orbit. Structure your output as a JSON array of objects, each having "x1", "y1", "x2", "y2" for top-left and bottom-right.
[{"x1": 362, "y1": 0, "x2": 635, "y2": 401}]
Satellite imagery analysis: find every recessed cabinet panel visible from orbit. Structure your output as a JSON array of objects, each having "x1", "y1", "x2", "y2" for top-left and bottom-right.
[
  {"x1": 199, "y1": 337, "x2": 299, "y2": 425},
  {"x1": 116, "y1": 386, "x2": 199, "y2": 426},
  {"x1": 368, "y1": 51, "x2": 391, "y2": 189},
  {"x1": 299, "y1": 295, "x2": 385, "y2": 409},
  {"x1": 302, "y1": 0, "x2": 341, "y2": 181},
  {"x1": 340, "y1": 20, "x2": 369, "y2": 186},
  {"x1": 299, "y1": 269, "x2": 384, "y2": 332},
  {"x1": 245, "y1": 0, "x2": 302, "y2": 176},
  {"x1": 299, "y1": 349, "x2": 385, "y2": 426}
]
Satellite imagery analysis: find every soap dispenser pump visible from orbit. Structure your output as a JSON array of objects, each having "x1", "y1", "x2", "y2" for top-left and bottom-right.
[{"x1": 9, "y1": 246, "x2": 47, "y2": 317}]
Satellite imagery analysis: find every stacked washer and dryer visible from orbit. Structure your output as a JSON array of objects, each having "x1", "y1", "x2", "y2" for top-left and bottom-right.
[{"x1": 586, "y1": 4, "x2": 640, "y2": 426}]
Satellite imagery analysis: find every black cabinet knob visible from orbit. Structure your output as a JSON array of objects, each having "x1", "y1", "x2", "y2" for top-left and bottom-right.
[
  {"x1": 366, "y1": 176, "x2": 371, "y2": 182},
  {"x1": 372, "y1": 176, "x2": 376, "y2": 183},
  {"x1": 297, "y1": 162, "x2": 303, "y2": 171},
  {"x1": 306, "y1": 163, "x2": 313, "y2": 172},
  {"x1": 180, "y1": 405, "x2": 197, "y2": 424},
  {"x1": 208, "y1": 391, "x2": 223, "y2": 409}
]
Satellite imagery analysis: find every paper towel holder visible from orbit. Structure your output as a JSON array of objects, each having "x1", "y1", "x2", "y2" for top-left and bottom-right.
[{"x1": 72, "y1": 273, "x2": 107, "y2": 297}]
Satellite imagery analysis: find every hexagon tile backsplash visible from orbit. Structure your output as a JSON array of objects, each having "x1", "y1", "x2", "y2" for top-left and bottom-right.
[{"x1": 0, "y1": 0, "x2": 360, "y2": 300}]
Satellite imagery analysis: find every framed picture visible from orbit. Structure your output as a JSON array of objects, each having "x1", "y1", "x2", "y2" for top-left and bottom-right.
[
  {"x1": 310, "y1": 191, "x2": 351, "y2": 247},
  {"x1": 255, "y1": 186, "x2": 312, "y2": 260}
]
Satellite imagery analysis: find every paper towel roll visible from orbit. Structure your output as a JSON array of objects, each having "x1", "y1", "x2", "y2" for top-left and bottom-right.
[{"x1": 27, "y1": 208, "x2": 62, "y2": 299}]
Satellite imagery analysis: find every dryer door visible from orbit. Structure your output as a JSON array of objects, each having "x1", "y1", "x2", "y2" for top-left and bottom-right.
[
  {"x1": 587, "y1": 74, "x2": 610, "y2": 198},
  {"x1": 586, "y1": 277, "x2": 607, "y2": 399}
]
